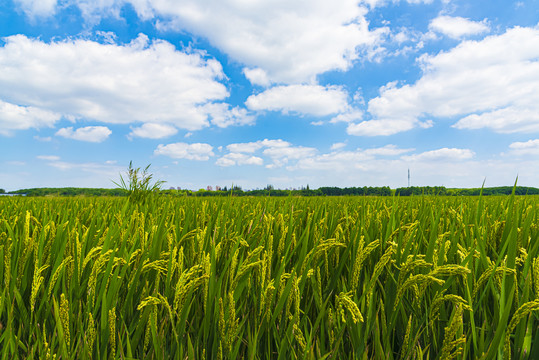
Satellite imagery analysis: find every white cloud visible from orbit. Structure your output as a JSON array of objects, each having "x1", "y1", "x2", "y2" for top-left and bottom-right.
[
  {"x1": 260, "y1": 139, "x2": 292, "y2": 148},
  {"x1": 15, "y1": 0, "x2": 58, "y2": 17},
  {"x1": 129, "y1": 123, "x2": 178, "y2": 139},
  {"x1": 34, "y1": 135, "x2": 52, "y2": 142},
  {"x1": 0, "y1": 34, "x2": 230, "y2": 133},
  {"x1": 257, "y1": 140, "x2": 318, "y2": 168},
  {"x1": 154, "y1": 142, "x2": 214, "y2": 160},
  {"x1": 453, "y1": 107, "x2": 539, "y2": 133},
  {"x1": 345, "y1": 0, "x2": 434, "y2": 10},
  {"x1": 226, "y1": 142, "x2": 263, "y2": 153},
  {"x1": 362, "y1": 26, "x2": 539, "y2": 135},
  {"x1": 243, "y1": 68, "x2": 271, "y2": 87},
  {"x1": 405, "y1": 0, "x2": 434, "y2": 3},
  {"x1": 363, "y1": 144, "x2": 414, "y2": 156},
  {"x1": 46, "y1": 160, "x2": 123, "y2": 176},
  {"x1": 263, "y1": 145, "x2": 317, "y2": 161},
  {"x1": 152, "y1": 0, "x2": 388, "y2": 83},
  {"x1": 37, "y1": 155, "x2": 61, "y2": 161},
  {"x1": 294, "y1": 144, "x2": 413, "y2": 171},
  {"x1": 330, "y1": 110, "x2": 364, "y2": 123},
  {"x1": 347, "y1": 119, "x2": 418, "y2": 136},
  {"x1": 429, "y1": 15, "x2": 489, "y2": 39},
  {"x1": 1, "y1": 158, "x2": 125, "y2": 190},
  {"x1": 29, "y1": 0, "x2": 387, "y2": 84},
  {"x1": 221, "y1": 139, "x2": 317, "y2": 168},
  {"x1": 295, "y1": 150, "x2": 370, "y2": 171},
  {"x1": 214, "y1": 157, "x2": 235, "y2": 167},
  {"x1": 55, "y1": 126, "x2": 112, "y2": 142},
  {"x1": 246, "y1": 85, "x2": 350, "y2": 117},
  {"x1": 0, "y1": 99, "x2": 61, "y2": 135},
  {"x1": 330, "y1": 142, "x2": 347, "y2": 151},
  {"x1": 203, "y1": 103, "x2": 255, "y2": 128},
  {"x1": 281, "y1": 144, "x2": 509, "y2": 189},
  {"x1": 401, "y1": 148, "x2": 474, "y2": 162},
  {"x1": 215, "y1": 153, "x2": 264, "y2": 167},
  {"x1": 509, "y1": 139, "x2": 539, "y2": 156}
]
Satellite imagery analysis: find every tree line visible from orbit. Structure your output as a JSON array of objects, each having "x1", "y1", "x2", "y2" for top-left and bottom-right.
[
  {"x1": 6, "y1": 185, "x2": 539, "y2": 197},
  {"x1": 394, "y1": 186, "x2": 539, "y2": 196}
]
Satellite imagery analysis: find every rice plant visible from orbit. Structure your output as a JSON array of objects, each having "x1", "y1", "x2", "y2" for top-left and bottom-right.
[
  {"x1": 0, "y1": 193, "x2": 537, "y2": 359},
  {"x1": 112, "y1": 161, "x2": 165, "y2": 205}
]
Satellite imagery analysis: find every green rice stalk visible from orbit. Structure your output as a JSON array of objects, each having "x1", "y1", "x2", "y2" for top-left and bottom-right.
[
  {"x1": 336, "y1": 291, "x2": 363, "y2": 324},
  {"x1": 30, "y1": 261, "x2": 49, "y2": 313},
  {"x1": 439, "y1": 304, "x2": 465, "y2": 360},
  {"x1": 109, "y1": 308, "x2": 116, "y2": 359},
  {"x1": 47, "y1": 256, "x2": 73, "y2": 299},
  {"x1": 59, "y1": 293, "x2": 70, "y2": 350},
  {"x1": 503, "y1": 300, "x2": 539, "y2": 360}
]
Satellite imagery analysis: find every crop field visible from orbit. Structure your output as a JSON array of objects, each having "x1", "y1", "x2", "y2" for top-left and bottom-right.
[{"x1": 0, "y1": 194, "x2": 538, "y2": 359}]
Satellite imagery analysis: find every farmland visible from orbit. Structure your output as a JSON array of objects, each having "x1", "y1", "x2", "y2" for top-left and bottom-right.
[{"x1": 0, "y1": 194, "x2": 537, "y2": 359}]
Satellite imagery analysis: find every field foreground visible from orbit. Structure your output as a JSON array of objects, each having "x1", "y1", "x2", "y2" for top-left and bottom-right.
[{"x1": 0, "y1": 195, "x2": 538, "y2": 359}]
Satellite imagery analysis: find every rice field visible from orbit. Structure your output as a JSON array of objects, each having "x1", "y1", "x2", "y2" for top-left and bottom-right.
[{"x1": 0, "y1": 194, "x2": 537, "y2": 359}]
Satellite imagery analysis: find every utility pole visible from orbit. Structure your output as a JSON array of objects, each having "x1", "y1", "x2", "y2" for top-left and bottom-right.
[{"x1": 408, "y1": 168, "x2": 410, "y2": 188}]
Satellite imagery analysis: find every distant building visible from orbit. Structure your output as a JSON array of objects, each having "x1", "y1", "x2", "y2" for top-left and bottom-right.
[
  {"x1": 216, "y1": 186, "x2": 221, "y2": 191},
  {"x1": 207, "y1": 185, "x2": 213, "y2": 191}
]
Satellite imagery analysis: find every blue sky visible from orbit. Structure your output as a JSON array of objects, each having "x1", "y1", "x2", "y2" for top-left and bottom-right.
[{"x1": 1, "y1": 0, "x2": 539, "y2": 191}]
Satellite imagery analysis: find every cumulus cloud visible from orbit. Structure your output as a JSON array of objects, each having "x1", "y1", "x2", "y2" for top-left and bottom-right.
[
  {"x1": 453, "y1": 107, "x2": 539, "y2": 133},
  {"x1": 0, "y1": 99, "x2": 61, "y2": 135},
  {"x1": 246, "y1": 85, "x2": 350, "y2": 117},
  {"x1": 429, "y1": 15, "x2": 489, "y2": 39},
  {"x1": 330, "y1": 142, "x2": 347, "y2": 151},
  {"x1": 226, "y1": 142, "x2": 264, "y2": 154},
  {"x1": 129, "y1": 123, "x2": 178, "y2": 139},
  {"x1": 216, "y1": 140, "x2": 533, "y2": 189},
  {"x1": 359, "y1": 26, "x2": 539, "y2": 135},
  {"x1": 330, "y1": 110, "x2": 364, "y2": 124},
  {"x1": 509, "y1": 139, "x2": 539, "y2": 155},
  {"x1": 263, "y1": 145, "x2": 317, "y2": 164},
  {"x1": 347, "y1": 119, "x2": 419, "y2": 136},
  {"x1": 37, "y1": 155, "x2": 61, "y2": 161},
  {"x1": 363, "y1": 144, "x2": 414, "y2": 156},
  {"x1": 19, "y1": 0, "x2": 387, "y2": 84},
  {"x1": 294, "y1": 144, "x2": 414, "y2": 171},
  {"x1": 362, "y1": 0, "x2": 434, "y2": 8},
  {"x1": 15, "y1": 0, "x2": 58, "y2": 18},
  {"x1": 154, "y1": 0, "x2": 389, "y2": 83},
  {"x1": 215, "y1": 153, "x2": 264, "y2": 167},
  {"x1": 401, "y1": 148, "x2": 475, "y2": 162},
  {"x1": 0, "y1": 34, "x2": 231, "y2": 133},
  {"x1": 243, "y1": 68, "x2": 271, "y2": 87},
  {"x1": 294, "y1": 150, "x2": 372, "y2": 171},
  {"x1": 284, "y1": 144, "x2": 504, "y2": 189},
  {"x1": 220, "y1": 139, "x2": 317, "y2": 168},
  {"x1": 203, "y1": 103, "x2": 255, "y2": 128},
  {"x1": 154, "y1": 142, "x2": 214, "y2": 161},
  {"x1": 55, "y1": 126, "x2": 112, "y2": 142}
]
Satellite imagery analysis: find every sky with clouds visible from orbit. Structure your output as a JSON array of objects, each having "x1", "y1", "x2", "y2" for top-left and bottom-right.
[{"x1": 1, "y1": 0, "x2": 539, "y2": 191}]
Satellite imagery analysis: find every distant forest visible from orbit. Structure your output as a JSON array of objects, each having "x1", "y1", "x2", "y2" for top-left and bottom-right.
[{"x1": 4, "y1": 185, "x2": 539, "y2": 197}]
